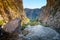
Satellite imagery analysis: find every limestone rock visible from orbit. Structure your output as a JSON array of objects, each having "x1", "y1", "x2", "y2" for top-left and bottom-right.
[
  {"x1": 39, "y1": 0, "x2": 60, "y2": 33},
  {"x1": 3, "y1": 18, "x2": 21, "y2": 33},
  {"x1": 24, "y1": 25, "x2": 60, "y2": 40}
]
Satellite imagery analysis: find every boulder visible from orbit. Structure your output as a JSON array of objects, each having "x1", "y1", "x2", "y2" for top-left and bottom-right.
[{"x1": 3, "y1": 18, "x2": 21, "y2": 34}]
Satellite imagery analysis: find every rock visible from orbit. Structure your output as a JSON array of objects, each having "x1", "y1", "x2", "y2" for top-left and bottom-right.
[
  {"x1": 3, "y1": 18, "x2": 21, "y2": 33},
  {"x1": 23, "y1": 25, "x2": 60, "y2": 40},
  {"x1": 0, "y1": 18, "x2": 23, "y2": 40},
  {"x1": 38, "y1": 0, "x2": 60, "y2": 33},
  {"x1": 24, "y1": 8, "x2": 40, "y2": 20}
]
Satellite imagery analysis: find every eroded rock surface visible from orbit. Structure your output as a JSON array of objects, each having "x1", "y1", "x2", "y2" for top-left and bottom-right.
[
  {"x1": 23, "y1": 25, "x2": 60, "y2": 40},
  {"x1": 39, "y1": 0, "x2": 60, "y2": 33}
]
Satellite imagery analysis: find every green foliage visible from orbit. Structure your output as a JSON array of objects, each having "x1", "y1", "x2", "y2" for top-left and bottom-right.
[
  {"x1": 21, "y1": 24, "x2": 28, "y2": 30},
  {"x1": 21, "y1": 19, "x2": 41, "y2": 30},
  {"x1": 43, "y1": 24, "x2": 49, "y2": 27},
  {"x1": 0, "y1": 20, "x2": 4, "y2": 25},
  {"x1": 29, "y1": 21, "x2": 39, "y2": 26},
  {"x1": 28, "y1": 18, "x2": 41, "y2": 26}
]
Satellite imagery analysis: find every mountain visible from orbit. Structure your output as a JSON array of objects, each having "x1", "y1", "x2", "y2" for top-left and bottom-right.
[
  {"x1": 39, "y1": 0, "x2": 60, "y2": 33},
  {"x1": 24, "y1": 8, "x2": 41, "y2": 20}
]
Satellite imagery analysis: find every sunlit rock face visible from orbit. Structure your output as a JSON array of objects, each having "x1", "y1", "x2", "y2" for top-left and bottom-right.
[
  {"x1": 39, "y1": 0, "x2": 60, "y2": 33},
  {"x1": 0, "y1": 0, "x2": 26, "y2": 25}
]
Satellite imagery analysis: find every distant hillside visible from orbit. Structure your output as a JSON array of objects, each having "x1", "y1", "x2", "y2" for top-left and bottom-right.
[{"x1": 24, "y1": 8, "x2": 41, "y2": 20}]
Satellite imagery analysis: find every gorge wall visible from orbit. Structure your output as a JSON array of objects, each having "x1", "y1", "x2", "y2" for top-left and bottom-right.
[
  {"x1": 0, "y1": 0, "x2": 26, "y2": 25},
  {"x1": 39, "y1": 0, "x2": 60, "y2": 32}
]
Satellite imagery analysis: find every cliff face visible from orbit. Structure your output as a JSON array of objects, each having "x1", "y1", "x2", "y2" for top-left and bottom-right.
[
  {"x1": 39, "y1": 0, "x2": 60, "y2": 32},
  {"x1": 0, "y1": 0, "x2": 26, "y2": 25},
  {"x1": 24, "y1": 8, "x2": 40, "y2": 20}
]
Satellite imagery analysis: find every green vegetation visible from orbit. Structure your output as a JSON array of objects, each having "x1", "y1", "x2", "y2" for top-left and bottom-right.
[
  {"x1": 29, "y1": 20, "x2": 40, "y2": 26},
  {"x1": 21, "y1": 24, "x2": 28, "y2": 30},
  {"x1": 42, "y1": 23, "x2": 49, "y2": 27},
  {"x1": 21, "y1": 18, "x2": 41, "y2": 30},
  {"x1": 0, "y1": 19, "x2": 4, "y2": 25}
]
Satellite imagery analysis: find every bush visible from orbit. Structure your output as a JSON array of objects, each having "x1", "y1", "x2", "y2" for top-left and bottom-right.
[
  {"x1": 21, "y1": 24, "x2": 28, "y2": 30},
  {"x1": 28, "y1": 19, "x2": 41, "y2": 26},
  {"x1": 0, "y1": 20, "x2": 4, "y2": 25}
]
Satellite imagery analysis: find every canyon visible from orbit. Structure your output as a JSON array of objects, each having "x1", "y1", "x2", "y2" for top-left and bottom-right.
[{"x1": 39, "y1": 0, "x2": 60, "y2": 33}]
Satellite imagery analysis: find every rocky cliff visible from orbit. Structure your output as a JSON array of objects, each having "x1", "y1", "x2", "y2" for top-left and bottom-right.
[
  {"x1": 39, "y1": 0, "x2": 60, "y2": 33},
  {"x1": 24, "y1": 8, "x2": 40, "y2": 20},
  {"x1": 0, "y1": 0, "x2": 29, "y2": 40},
  {"x1": 0, "y1": 0, "x2": 27, "y2": 26}
]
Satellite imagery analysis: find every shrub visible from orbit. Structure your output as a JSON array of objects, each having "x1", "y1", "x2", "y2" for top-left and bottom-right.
[{"x1": 0, "y1": 19, "x2": 4, "y2": 25}]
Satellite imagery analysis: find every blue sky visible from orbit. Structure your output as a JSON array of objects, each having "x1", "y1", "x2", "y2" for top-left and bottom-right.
[{"x1": 23, "y1": 0, "x2": 47, "y2": 9}]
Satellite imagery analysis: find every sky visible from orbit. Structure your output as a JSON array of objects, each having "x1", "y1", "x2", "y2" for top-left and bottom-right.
[{"x1": 23, "y1": 0, "x2": 47, "y2": 9}]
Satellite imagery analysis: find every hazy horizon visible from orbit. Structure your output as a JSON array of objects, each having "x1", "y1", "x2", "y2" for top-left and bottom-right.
[
  {"x1": 23, "y1": 0, "x2": 47, "y2": 9},
  {"x1": 24, "y1": 8, "x2": 41, "y2": 9}
]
